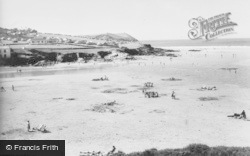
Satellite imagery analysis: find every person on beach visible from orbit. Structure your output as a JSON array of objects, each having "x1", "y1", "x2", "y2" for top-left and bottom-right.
[
  {"x1": 27, "y1": 121, "x2": 31, "y2": 132},
  {"x1": 171, "y1": 91, "x2": 176, "y2": 99},
  {"x1": 1, "y1": 87, "x2": 6, "y2": 92},
  {"x1": 240, "y1": 110, "x2": 247, "y2": 119},
  {"x1": 37, "y1": 124, "x2": 47, "y2": 132},
  {"x1": 12, "y1": 85, "x2": 14, "y2": 91},
  {"x1": 104, "y1": 75, "x2": 108, "y2": 80},
  {"x1": 227, "y1": 110, "x2": 247, "y2": 119}
]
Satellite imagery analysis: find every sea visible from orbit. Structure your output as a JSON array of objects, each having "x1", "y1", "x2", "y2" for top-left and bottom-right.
[{"x1": 141, "y1": 38, "x2": 250, "y2": 47}]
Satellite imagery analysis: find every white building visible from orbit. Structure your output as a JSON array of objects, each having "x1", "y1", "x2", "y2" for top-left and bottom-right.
[
  {"x1": 30, "y1": 37, "x2": 47, "y2": 44},
  {"x1": 0, "y1": 46, "x2": 11, "y2": 59}
]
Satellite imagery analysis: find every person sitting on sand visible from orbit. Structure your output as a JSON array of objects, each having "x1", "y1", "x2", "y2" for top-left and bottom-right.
[
  {"x1": 145, "y1": 92, "x2": 151, "y2": 98},
  {"x1": 154, "y1": 92, "x2": 159, "y2": 97},
  {"x1": 228, "y1": 113, "x2": 240, "y2": 118},
  {"x1": 30, "y1": 124, "x2": 47, "y2": 132},
  {"x1": 208, "y1": 86, "x2": 216, "y2": 90},
  {"x1": 170, "y1": 77, "x2": 175, "y2": 81},
  {"x1": 152, "y1": 92, "x2": 155, "y2": 97},
  {"x1": 201, "y1": 86, "x2": 207, "y2": 90},
  {"x1": 239, "y1": 110, "x2": 247, "y2": 119},
  {"x1": 38, "y1": 124, "x2": 47, "y2": 132},
  {"x1": 227, "y1": 110, "x2": 247, "y2": 119},
  {"x1": 104, "y1": 75, "x2": 108, "y2": 80},
  {"x1": 1, "y1": 87, "x2": 6, "y2": 92}
]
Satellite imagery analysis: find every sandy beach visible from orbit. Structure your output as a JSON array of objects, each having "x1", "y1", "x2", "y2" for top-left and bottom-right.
[{"x1": 0, "y1": 46, "x2": 250, "y2": 155}]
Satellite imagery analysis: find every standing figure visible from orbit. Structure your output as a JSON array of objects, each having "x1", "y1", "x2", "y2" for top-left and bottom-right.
[
  {"x1": 12, "y1": 85, "x2": 15, "y2": 91},
  {"x1": 27, "y1": 121, "x2": 31, "y2": 132},
  {"x1": 171, "y1": 91, "x2": 176, "y2": 99}
]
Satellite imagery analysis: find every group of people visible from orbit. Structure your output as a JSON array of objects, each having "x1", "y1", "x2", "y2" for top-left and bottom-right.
[
  {"x1": 92, "y1": 75, "x2": 109, "y2": 81},
  {"x1": 144, "y1": 91, "x2": 159, "y2": 98},
  {"x1": 169, "y1": 77, "x2": 177, "y2": 81},
  {"x1": 27, "y1": 120, "x2": 48, "y2": 133},
  {"x1": 79, "y1": 146, "x2": 116, "y2": 156},
  {"x1": 144, "y1": 82, "x2": 154, "y2": 87},
  {"x1": 227, "y1": 110, "x2": 247, "y2": 120},
  {"x1": 104, "y1": 100, "x2": 117, "y2": 106},
  {"x1": 142, "y1": 82, "x2": 177, "y2": 99},
  {"x1": 0, "y1": 85, "x2": 15, "y2": 92},
  {"x1": 200, "y1": 86, "x2": 217, "y2": 91},
  {"x1": 143, "y1": 82, "x2": 158, "y2": 98}
]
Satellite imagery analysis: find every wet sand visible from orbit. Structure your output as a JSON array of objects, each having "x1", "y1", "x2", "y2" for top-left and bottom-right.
[{"x1": 0, "y1": 46, "x2": 250, "y2": 155}]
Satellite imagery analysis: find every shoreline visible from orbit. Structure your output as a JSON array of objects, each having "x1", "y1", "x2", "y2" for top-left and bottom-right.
[{"x1": 2, "y1": 46, "x2": 248, "y2": 77}]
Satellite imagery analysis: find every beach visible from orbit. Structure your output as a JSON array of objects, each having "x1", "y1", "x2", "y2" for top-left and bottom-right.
[{"x1": 0, "y1": 46, "x2": 250, "y2": 155}]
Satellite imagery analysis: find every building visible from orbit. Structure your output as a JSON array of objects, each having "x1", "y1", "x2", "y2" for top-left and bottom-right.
[
  {"x1": 47, "y1": 37, "x2": 60, "y2": 44},
  {"x1": 0, "y1": 46, "x2": 11, "y2": 59},
  {"x1": 30, "y1": 37, "x2": 47, "y2": 44},
  {"x1": 27, "y1": 33, "x2": 37, "y2": 37}
]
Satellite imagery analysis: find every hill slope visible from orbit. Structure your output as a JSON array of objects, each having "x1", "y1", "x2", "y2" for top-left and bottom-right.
[{"x1": 83, "y1": 33, "x2": 138, "y2": 42}]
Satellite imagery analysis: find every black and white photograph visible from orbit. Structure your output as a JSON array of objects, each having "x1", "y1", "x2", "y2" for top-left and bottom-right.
[{"x1": 0, "y1": 0, "x2": 250, "y2": 155}]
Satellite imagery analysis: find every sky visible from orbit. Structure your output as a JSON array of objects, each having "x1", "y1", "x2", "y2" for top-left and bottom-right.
[{"x1": 0, "y1": 0, "x2": 250, "y2": 40}]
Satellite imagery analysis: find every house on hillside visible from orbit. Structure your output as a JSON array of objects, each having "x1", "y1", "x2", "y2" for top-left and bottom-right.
[
  {"x1": 0, "y1": 46, "x2": 11, "y2": 59},
  {"x1": 47, "y1": 37, "x2": 60, "y2": 44},
  {"x1": 30, "y1": 37, "x2": 47, "y2": 44},
  {"x1": 65, "y1": 39, "x2": 74, "y2": 43},
  {"x1": 56, "y1": 37, "x2": 64, "y2": 43},
  {"x1": 86, "y1": 41, "x2": 96, "y2": 45},
  {"x1": 27, "y1": 33, "x2": 37, "y2": 37},
  {"x1": 97, "y1": 42, "x2": 109, "y2": 46},
  {"x1": 74, "y1": 40, "x2": 87, "y2": 44},
  {"x1": 62, "y1": 38, "x2": 73, "y2": 43}
]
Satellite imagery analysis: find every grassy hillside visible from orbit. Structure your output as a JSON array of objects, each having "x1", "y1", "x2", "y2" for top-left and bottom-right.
[{"x1": 112, "y1": 144, "x2": 250, "y2": 156}]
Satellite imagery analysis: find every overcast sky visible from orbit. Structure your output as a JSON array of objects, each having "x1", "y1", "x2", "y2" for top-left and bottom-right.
[{"x1": 0, "y1": 0, "x2": 249, "y2": 40}]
